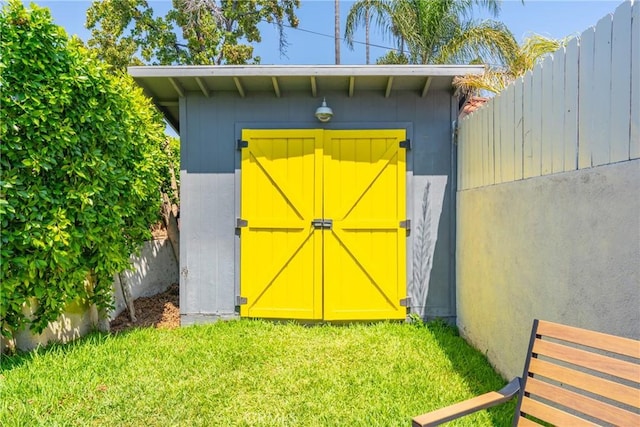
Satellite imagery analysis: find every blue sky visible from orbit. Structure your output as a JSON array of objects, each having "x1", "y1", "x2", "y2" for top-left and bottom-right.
[{"x1": 23, "y1": 0, "x2": 624, "y2": 65}]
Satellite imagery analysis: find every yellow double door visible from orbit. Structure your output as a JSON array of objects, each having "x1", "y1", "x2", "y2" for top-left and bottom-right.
[{"x1": 240, "y1": 129, "x2": 407, "y2": 321}]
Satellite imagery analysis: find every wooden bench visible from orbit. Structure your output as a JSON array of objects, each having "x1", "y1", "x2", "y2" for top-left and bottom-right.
[{"x1": 412, "y1": 319, "x2": 640, "y2": 426}]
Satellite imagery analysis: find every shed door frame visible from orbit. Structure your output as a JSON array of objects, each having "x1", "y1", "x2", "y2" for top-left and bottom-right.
[
  {"x1": 234, "y1": 122, "x2": 415, "y2": 319},
  {"x1": 236, "y1": 125, "x2": 411, "y2": 320}
]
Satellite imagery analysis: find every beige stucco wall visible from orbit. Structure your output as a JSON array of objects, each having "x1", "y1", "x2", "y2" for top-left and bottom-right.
[
  {"x1": 456, "y1": 159, "x2": 640, "y2": 379},
  {"x1": 1, "y1": 238, "x2": 178, "y2": 353},
  {"x1": 0, "y1": 299, "x2": 104, "y2": 353}
]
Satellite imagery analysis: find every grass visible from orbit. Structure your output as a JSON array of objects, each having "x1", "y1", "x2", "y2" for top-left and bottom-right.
[{"x1": 0, "y1": 320, "x2": 514, "y2": 426}]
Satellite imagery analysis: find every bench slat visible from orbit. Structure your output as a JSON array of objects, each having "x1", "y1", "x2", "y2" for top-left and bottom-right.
[
  {"x1": 411, "y1": 391, "x2": 503, "y2": 427},
  {"x1": 520, "y1": 396, "x2": 598, "y2": 426},
  {"x1": 526, "y1": 377, "x2": 640, "y2": 426},
  {"x1": 516, "y1": 415, "x2": 542, "y2": 426},
  {"x1": 412, "y1": 378, "x2": 521, "y2": 427},
  {"x1": 528, "y1": 357, "x2": 640, "y2": 407},
  {"x1": 532, "y1": 338, "x2": 640, "y2": 382},
  {"x1": 536, "y1": 320, "x2": 640, "y2": 358}
]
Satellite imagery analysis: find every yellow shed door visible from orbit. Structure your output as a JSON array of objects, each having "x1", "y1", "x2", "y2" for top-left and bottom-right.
[
  {"x1": 323, "y1": 130, "x2": 407, "y2": 320},
  {"x1": 239, "y1": 130, "x2": 323, "y2": 319},
  {"x1": 240, "y1": 129, "x2": 406, "y2": 321}
]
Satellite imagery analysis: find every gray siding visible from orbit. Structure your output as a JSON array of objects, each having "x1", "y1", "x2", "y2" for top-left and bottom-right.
[{"x1": 180, "y1": 90, "x2": 456, "y2": 323}]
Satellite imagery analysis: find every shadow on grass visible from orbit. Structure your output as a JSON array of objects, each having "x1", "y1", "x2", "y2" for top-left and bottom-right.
[{"x1": 424, "y1": 319, "x2": 517, "y2": 426}]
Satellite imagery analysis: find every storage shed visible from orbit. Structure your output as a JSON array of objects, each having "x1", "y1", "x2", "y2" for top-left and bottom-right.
[{"x1": 129, "y1": 65, "x2": 483, "y2": 325}]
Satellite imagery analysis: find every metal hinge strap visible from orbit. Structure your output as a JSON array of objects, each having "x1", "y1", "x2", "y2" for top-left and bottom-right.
[
  {"x1": 237, "y1": 139, "x2": 248, "y2": 150},
  {"x1": 400, "y1": 297, "x2": 411, "y2": 307},
  {"x1": 399, "y1": 139, "x2": 411, "y2": 150},
  {"x1": 400, "y1": 220, "x2": 411, "y2": 230},
  {"x1": 236, "y1": 296, "x2": 247, "y2": 305}
]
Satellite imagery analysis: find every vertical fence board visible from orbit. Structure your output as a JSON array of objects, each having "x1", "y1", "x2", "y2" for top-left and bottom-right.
[
  {"x1": 481, "y1": 103, "x2": 493, "y2": 185},
  {"x1": 514, "y1": 77, "x2": 524, "y2": 180},
  {"x1": 477, "y1": 105, "x2": 482, "y2": 187},
  {"x1": 523, "y1": 71, "x2": 534, "y2": 178},
  {"x1": 551, "y1": 50, "x2": 566, "y2": 173},
  {"x1": 479, "y1": 105, "x2": 489, "y2": 186},
  {"x1": 505, "y1": 86, "x2": 518, "y2": 181},
  {"x1": 480, "y1": 106, "x2": 487, "y2": 187},
  {"x1": 474, "y1": 109, "x2": 481, "y2": 189},
  {"x1": 458, "y1": 119, "x2": 463, "y2": 189},
  {"x1": 465, "y1": 117, "x2": 472, "y2": 189},
  {"x1": 467, "y1": 118, "x2": 473, "y2": 188},
  {"x1": 473, "y1": 108, "x2": 480, "y2": 188},
  {"x1": 482, "y1": 102, "x2": 494, "y2": 185},
  {"x1": 610, "y1": 1, "x2": 632, "y2": 162},
  {"x1": 494, "y1": 93, "x2": 502, "y2": 184},
  {"x1": 578, "y1": 26, "x2": 596, "y2": 169},
  {"x1": 502, "y1": 86, "x2": 515, "y2": 181},
  {"x1": 466, "y1": 118, "x2": 472, "y2": 189},
  {"x1": 592, "y1": 15, "x2": 613, "y2": 166},
  {"x1": 530, "y1": 65, "x2": 543, "y2": 178},
  {"x1": 541, "y1": 56, "x2": 555, "y2": 175},
  {"x1": 469, "y1": 111, "x2": 477, "y2": 189},
  {"x1": 487, "y1": 102, "x2": 495, "y2": 185},
  {"x1": 462, "y1": 118, "x2": 468, "y2": 190},
  {"x1": 631, "y1": 0, "x2": 640, "y2": 159},
  {"x1": 564, "y1": 38, "x2": 580, "y2": 172}
]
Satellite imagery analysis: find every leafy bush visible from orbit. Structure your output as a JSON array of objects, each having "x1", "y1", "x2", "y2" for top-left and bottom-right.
[{"x1": 0, "y1": 1, "x2": 168, "y2": 339}]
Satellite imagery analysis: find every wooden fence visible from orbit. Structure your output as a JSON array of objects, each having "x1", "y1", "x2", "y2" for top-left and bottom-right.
[{"x1": 458, "y1": 0, "x2": 639, "y2": 190}]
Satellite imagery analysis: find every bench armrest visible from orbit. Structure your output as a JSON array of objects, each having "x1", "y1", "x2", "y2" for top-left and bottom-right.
[{"x1": 412, "y1": 377, "x2": 521, "y2": 427}]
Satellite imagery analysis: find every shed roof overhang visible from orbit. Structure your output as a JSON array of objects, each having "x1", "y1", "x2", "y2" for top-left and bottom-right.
[{"x1": 128, "y1": 65, "x2": 484, "y2": 133}]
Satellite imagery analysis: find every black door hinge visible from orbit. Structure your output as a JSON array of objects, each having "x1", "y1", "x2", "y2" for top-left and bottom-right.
[
  {"x1": 399, "y1": 139, "x2": 411, "y2": 150},
  {"x1": 235, "y1": 218, "x2": 248, "y2": 236},
  {"x1": 237, "y1": 139, "x2": 248, "y2": 150}
]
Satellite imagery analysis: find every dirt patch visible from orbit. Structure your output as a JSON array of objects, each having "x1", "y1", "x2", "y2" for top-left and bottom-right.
[
  {"x1": 150, "y1": 221, "x2": 168, "y2": 239},
  {"x1": 110, "y1": 283, "x2": 180, "y2": 333}
]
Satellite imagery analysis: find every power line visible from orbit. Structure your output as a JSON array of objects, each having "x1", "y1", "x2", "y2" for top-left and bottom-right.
[
  {"x1": 280, "y1": 22, "x2": 401, "y2": 53},
  {"x1": 272, "y1": 22, "x2": 505, "y2": 67}
]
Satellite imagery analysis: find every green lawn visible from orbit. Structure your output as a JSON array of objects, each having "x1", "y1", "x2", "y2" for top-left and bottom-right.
[{"x1": 0, "y1": 320, "x2": 514, "y2": 426}]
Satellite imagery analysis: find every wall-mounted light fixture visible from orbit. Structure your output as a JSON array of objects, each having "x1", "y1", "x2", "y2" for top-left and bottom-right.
[{"x1": 315, "y1": 97, "x2": 333, "y2": 123}]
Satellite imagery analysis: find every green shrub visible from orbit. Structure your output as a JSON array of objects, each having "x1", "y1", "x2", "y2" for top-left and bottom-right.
[{"x1": 0, "y1": 0, "x2": 168, "y2": 339}]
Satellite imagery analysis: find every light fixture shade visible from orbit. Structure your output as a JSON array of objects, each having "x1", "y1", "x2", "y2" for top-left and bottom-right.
[{"x1": 315, "y1": 97, "x2": 333, "y2": 122}]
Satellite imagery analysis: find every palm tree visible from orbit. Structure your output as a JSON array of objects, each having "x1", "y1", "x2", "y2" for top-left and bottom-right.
[
  {"x1": 335, "y1": 0, "x2": 340, "y2": 64},
  {"x1": 345, "y1": 0, "x2": 405, "y2": 60},
  {"x1": 453, "y1": 34, "x2": 565, "y2": 95},
  {"x1": 365, "y1": 0, "x2": 370, "y2": 64},
  {"x1": 345, "y1": 0, "x2": 517, "y2": 66}
]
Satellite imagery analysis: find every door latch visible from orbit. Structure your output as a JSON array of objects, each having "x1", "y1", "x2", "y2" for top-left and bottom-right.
[{"x1": 312, "y1": 219, "x2": 333, "y2": 229}]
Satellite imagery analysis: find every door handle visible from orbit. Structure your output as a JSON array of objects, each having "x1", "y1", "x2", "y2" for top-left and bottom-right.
[{"x1": 312, "y1": 219, "x2": 333, "y2": 229}]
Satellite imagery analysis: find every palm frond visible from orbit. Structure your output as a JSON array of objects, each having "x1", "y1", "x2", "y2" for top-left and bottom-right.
[
  {"x1": 436, "y1": 19, "x2": 517, "y2": 65},
  {"x1": 453, "y1": 69, "x2": 511, "y2": 96},
  {"x1": 511, "y1": 33, "x2": 564, "y2": 74}
]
